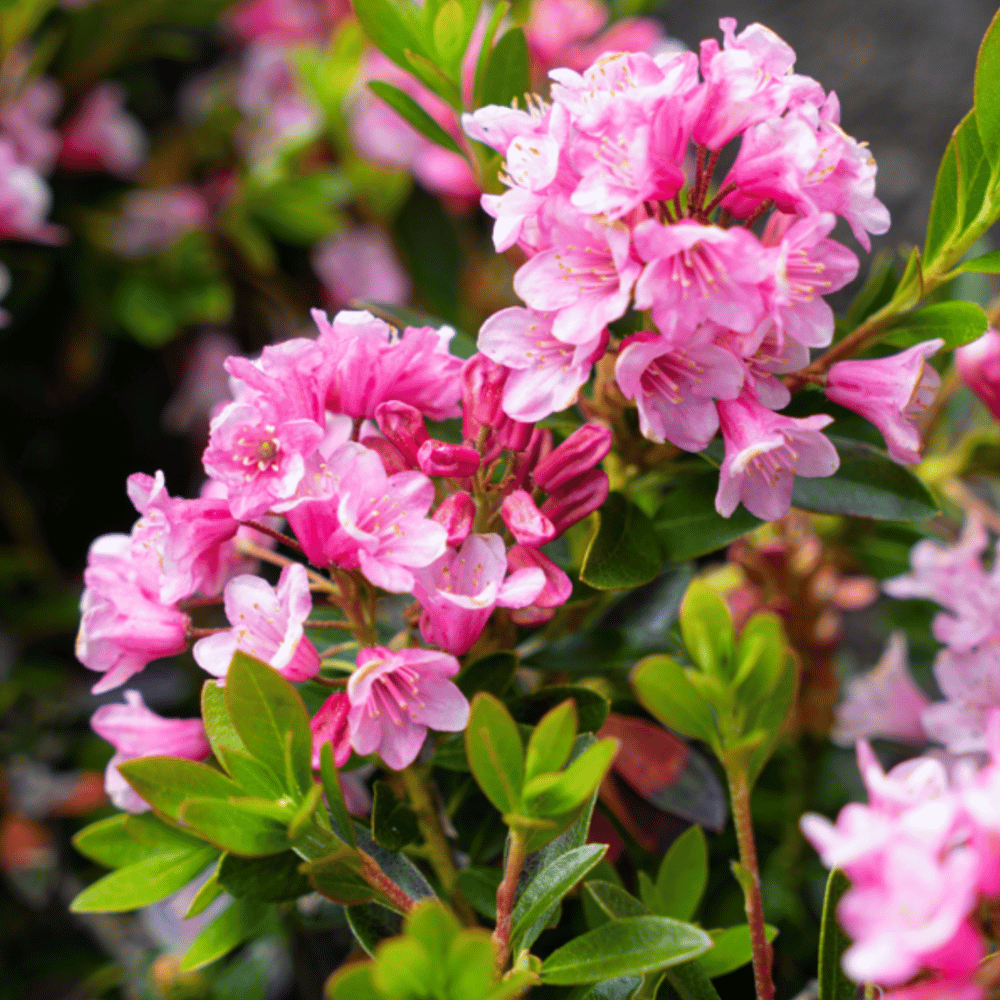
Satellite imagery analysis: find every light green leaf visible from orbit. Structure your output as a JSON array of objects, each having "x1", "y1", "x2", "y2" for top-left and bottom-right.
[
  {"x1": 733, "y1": 614, "x2": 788, "y2": 714},
  {"x1": 974, "y1": 9, "x2": 1000, "y2": 165},
  {"x1": 631, "y1": 655, "x2": 720, "y2": 748},
  {"x1": 327, "y1": 961, "x2": 382, "y2": 1000},
  {"x1": 351, "y1": 0, "x2": 423, "y2": 73},
  {"x1": 180, "y1": 898, "x2": 269, "y2": 971},
  {"x1": 818, "y1": 870, "x2": 855, "y2": 1000},
  {"x1": 180, "y1": 798, "x2": 291, "y2": 857},
  {"x1": 372, "y1": 937, "x2": 436, "y2": 997},
  {"x1": 540, "y1": 916, "x2": 714, "y2": 985},
  {"x1": 201, "y1": 678, "x2": 248, "y2": 759},
  {"x1": 185, "y1": 857, "x2": 226, "y2": 918},
  {"x1": 958, "y1": 248, "x2": 1000, "y2": 273},
  {"x1": 580, "y1": 493, "x2": 662, "y2": 590},
  {"x1": 524, "y1": 699, "x2": 578, "y2": 782},
  {"x1": 522, "y1": 739, "x2": 618, "y2": 818},
  {"x1": 116, "y1": 756, "x2": 243, "y2": 822},
  {"x1": 465, "y1": 692, "x2": 525, "y2": 814},
  {"x1": 697, "y1": 924, "x2": 778, "y2": 978},
  {"x1": 368, "y1": 81, "x2": 464, "y2": 155},
  {"x1": 654, "y1": 826, "x2": 707, "y2": 922},
  {"x1": 925, "y1": 129, "x2": 961, "y2": 264},
  {"x1": 73, "y1": 815, "x2": 147, "y2": 869},
  {"x1": 680, "y1": 581, "x2": 734, "y2": 681},
  {"x1": 217, "y1": 747, "x2": 285, "y2": 799},
  {"x1": 882, "y1": 300, "x2": 988, "y2": 350},
  {"x1": 432, "y1": 0, "x2": 467, "y2": 72},
  {"x1": 744, "y1": 657, "x2": 796, "y2": 787}
]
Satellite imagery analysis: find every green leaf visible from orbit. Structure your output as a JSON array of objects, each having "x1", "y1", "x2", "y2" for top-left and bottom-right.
[
  {"x1": 226, "y1": 651, "x2": 313, "y2": 799},
  {"x1": 511, "y1": 844, "x2": 607, "y2": 955},
  {"x1": 654, "y1": 826, "x2": 708, "y2": 922},
  {"x1": 541, "y1": 916, "x2": 714, "y2": 985},
  {"x1": 974, "y1": 9, "x2": 1000, "y2": 165},
  {"x1": 217, "y1": 747, "x2": 285, "y2": 799},
  {"x1": 117, "y1": 756, "x2": 244, "y2": 822},
  {"x1": 818, "y1": 869, "x2": 855, "y2": 1000},
  {"x1": 465, "y1": 692, "x2": 525, "y2": 813},
  {"x1": 955, "y1": 113, "x2": 992, "y2": 235},
  {"x1": 733, "y1": 613, "x2": 787, "y2": 712},
  {"x1": 327, "y1": 961, "x2": 382, "y2": 1000},
  {"x1": 583, "y1": 880, "x2": 649, "y2": 920},
  {"x1": 180, "y1": 798, "x2": 291, "y2": 857},
  {"x1": 663, "y1": 962, "x2": 724, "y2": 1000},
  {"x1": 407, "y1": 898, "x2": 462, "y2": 960},
  {"x1": 655, "y1": 471, "x2": 762, "y2": 562},
  {"x1": 180, "y1": 898, "x2": 269, "y2": 971},
  {"x1": 882, "y1": 300, "x2": 988, "y2": 350},
  {"x1": 368, "y1": 81, "x2": 464, "y2": 155},
  {"x1": 744, "y1": 656, "x2": 796, "y2": 788},
  {"x1": 186, "y1": 857, "x2": 226, "y2": 918},
  {"x1": 346, "y1": 902, "x2": 404, "y2": 956},
  {"x1": 371, "y1": 781, "x2": 420, "y2": 851},
  {"x1": 442, "y1": 930, "x2": 500, "y2": 1000},
  {"x1": 479, "y1": 27, "x2": 530, "y2": 109},
  {"x1": 457, "y1": 651, "x2": 518, "y2": 698},
  {"x1": 581, "y1": 492, "x2": 662, "y2": 590},
  {"x1": 354, "y1": 823, "x2": 437, "y2": 902},
  {"x1": 217, "y1": 852, "x2": 312, "y2": 902},
  {"x1": 513, "y1": 685, "x2": 609, "y2": 734},
  {"x1": 568, "y1": 979, "x2": 644, "y2": 1000},
  {"x1": 958, "y1": 248, "x2": 1000, "y2": 273},
  {"x1": 697, "y1": 924, "x2": 778, "y2": 979},
  {"x1": 790, "y1": 437, "x2": 939, "y2": 522},
  {"x1": 680, "y1": 581, "x2": 735, "y2": 682},
  {"x1": 522, "y1": 739, "x2": 618, "y2": 818},
  {"x1": 306, "y1": 854, "x2": 379, "y2": 906},
  {"x1": 432, "y1": 0, "x2": 467, "y2": 72},
  {"x1": 373, "y1": 936, "x2": 437, "y2": 997},
  {"x1": 202, "y1": 678, "x2": 248, "y2": 759},
  {"x1": 73, "y1": 815, "x2": 147, "y2": 869},
  {"x1": 524, "y1": 699, "x2": 579, "y2": 782},
  {"x1": 472, "y1": 1, "x2": 510, "y2": 109},
  {"x1": 320, "y1": 741, "x2": 357, "y2": 849},
  {"x1": 71, "y1": 845, "x2": 218, "y2": 913},
  {"x1": 456, "y1": 866, "x2": 502, "y2": 920},
  {"x1": 925, "y1": 130, "x2": 961, "y2": 264},
  {"x1": 349, "y1": 0, "x2": 423, "y2": 76},
  {"x1": 631, "y1": 655, "x2": 720, "y2": 749}
]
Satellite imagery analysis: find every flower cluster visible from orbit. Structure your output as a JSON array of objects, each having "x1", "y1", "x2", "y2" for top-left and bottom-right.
[
  {"x1": 463, "y1": 19, "x2": 944, "y2": 521},
  {"x1": 77, "y1": 307, "x2": 610, "y2": 793},
  {"x1": 802, "y1": 726, "x2": 1000, "y2": 1000}
]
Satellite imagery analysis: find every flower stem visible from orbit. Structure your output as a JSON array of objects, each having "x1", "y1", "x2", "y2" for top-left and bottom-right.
[
  {"x1": 400, "y1": 766, "x2": 477, "y2": 926},
  {"x1": 242, "y1": 520, "x2": 303, "y2": 552},
  {"x1": 493, "y1": 828, "x2": 529, "y2": 972},
  {"x1": 359, "y1": 850, "x2": 418, "y2": 914},
  {"x1": 235, "y1": 539, "x2": 343, "y2": 597},
  {"x1": 724, "y1": 762, "x2": 774, "y2": 1000}
]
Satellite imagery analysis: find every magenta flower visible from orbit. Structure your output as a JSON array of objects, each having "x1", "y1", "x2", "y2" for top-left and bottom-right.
[
  {"x1": 501, "y1": 491, "x2": 556, "y2": 547},
  {"x1": 632, "y1": 219, "x2": 769, "y2": 338},
  {"x1": 375, "y1": 401, "x2": 430, "y2": 468},
  {"x1": 506, "y1": 545, "x2": 574, "y2": 626},
  {"x1": 226, "y1": 0, "x2": 346, "y2": 45},
  {"x1": 59, "y1": 82, "x2": 146, "y2": 178},
  {"x1": 347, "y1": 647, "x2": 469, "y2": 770},
  {"x1": 615, "y1": 329, "x2": 744, "y2": 451},
  {"x1": 417, "y1": 440, "x2": 481, "y2": 479},
  {"x1": 826, "y1": 339, "x2": 943, "y2": 465},
  {"x1": 0, "y1": 140, "x2": 63, "y2": 244},
  {"x1": 532, "y1": 423, "x2": 612, "y2": 492},
  {"x1": 91, "y1": 690, "x2": 210, "y2": 813},
  {"x1": 478, "y1": 307, "x2": 608, "y2": 422},
  {"x1": 956, "y1": 328, "x2": 1000, "y2": 421},
  {"x1": 312, "y1": 227, "x2": 411, "y2": 309},
  {"x1": 76, "y1": 533, "x2": 190, "y2": 694},
  {"x1": 192, "y1": 563, "x2": 320, "y2": 682},
  {"x1": 109, "y1": 186, "x2": 208, "y2": 258},
  {"x1": 412, "y1": 534, "x2": 546, "y2": 655},
  {"x1": 1, "y1": 74, "x2": 61, "y2": 174},
  {"x1": 432, "y1": 492, "x2": 474, "y2": 548},
  {"x1": 313, "y1": 309, "x2": 463, "y2": 421},
  {"x1": 833, "y1": 633, "x2": 931, "y2": 745},
  {"x1": 715, "y1": 392, "x2": 840, "y2": 521},
  {"x1": 311, "y1": 691, "x2": 352, "y2": 769}
]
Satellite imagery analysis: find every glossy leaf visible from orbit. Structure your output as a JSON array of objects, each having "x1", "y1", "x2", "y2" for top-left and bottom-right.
[
  {"x1": 631, "y1": 655, "x2": 720, "y2": 749},
  {"x1": 217, "y1": 747, "x2": 285, "y2": 799},
  {"x1": 217, "y1": 851, "x2": 312, "y2": 902},
  {"x1": 457, "y1": 651, "x2": 518, "y2": 698},
  {"x1": 524, "y1": 699, "x2": 578, "y2": 782},
  {"x1": 352, "y1": 0, "x2": 422, "y2": 71},
  {"x1": 882, "y1": 300, "x2": 988, "y2": 350},
  {"x1": 790, "y1": 437, "x2": 938, "y2": 522},
  {"x1": 465, "y1": 692, "x2": 525, "y2": 814},
  {"x1": 180, "y1": 897, "x2": 268, "y2": 971},
  {"x1": 540, "y1": 916, "x2": 713, "y2": 985},
  {"x1": 679, "y1": 581, "x2": 734, "y2": 681},
  {"x1": 583, "y1": 880, "x2": 649, "y2": 920},
  {"x1": 368, "y1": 81, "x2": 464, "y2": 155},
  {"x1": 653, "y1": 826, "x2": 708, "y2": 922},
  {"x1": 225, "y1": 651, "x2": 313, "y2": 799},
  {"x1": 354, "y1": 823, "x2": 437, "y2": 902},
  {"x1": 306, "y1": 854, "x2": 379, "y2": 906},
  {"x1": 697, "y1": 924, "x2": 779, "y2": 979},
  {"x1": 733, "y1": 614, "x2": 787, "y2": 713},
  {"x1": 346, "y1": 902, "x2": 404, "y2": 956},
  {"x1": 925, "y1": 127, "x2": 961, "y2": 264},
  {"x1": 320, "y1": 741, "x2": 357, "y2": 849},
  {"x1": 570, "y1": 979, "x2": 643, "y2": 1000},
  {"x1": 179, "y1": 798, "x2": 290, "y2": 857},
  {"x1": 478, "y1": 27, "x2": 530, "y2": 109},
  {"x1": 511, "y1": 844, "x2": 607, "y2": 955},
  {"x1": 974, "y1": 8, "x2": 1000, "y2": 165},
  {"x1": 185, "y1": 858, "x2": 226, "y2": 918},
  {"x1": 116, "y1": 756, "x2": 243, "y2": 822},
  {"x1": 581, "y1": 492, "x2": 662, "y2": 590},
  {"x1": 745, "y1": 656, "x2": 796, "y2": 787},
  {"x1": 522, "y1": 738, "x2": 618, "y2": 818},
  {"x1": 327, "y1": 961, "x2": 382, "y2": 1000},
  {"x1": 371, "y1": 781, "x2": 420, "y2": 851},
  {"x1": 73, "y1": 814, "x2": 148, "y2": 869},
  {"x1": 663, "y1": 962, "x2": 724, "y2": 1000},
  {"x1": 201, "y1": 678, "x2": 248, "y2": 759},
  {"x1": 818, "y1": 869, "x2": 855, "y2": 1000}
]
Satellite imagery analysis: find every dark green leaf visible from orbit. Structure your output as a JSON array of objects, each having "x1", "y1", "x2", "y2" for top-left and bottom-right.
[
  {"x1": 663, "y1": 962, "x2": 724, "y2": 1000},
  {"x1": 180, "y1": 898, "x2": 269, "y2": 972},
  {"x1": 974, "y1": 9, "x2": 1000, "y2": 165},
  {"x1": 465, "y1": 692, "x2": 525, "y2": 813},
  {"x1": 818, "y1": 870, "x2": 855, "y2": 1000},
  {"x1": 226, "y1": 651, "x2": 313, "y2": 798},
  {"x1": 117, "y1": 756, "x2": 243, "y2": 822},
  {"x1": 540, "y1": 916, "x2": 713, "y2": 985},
  {"x1": 305, "y1": 854, "x2": 379, "y2": 906},
  {"x1": 655, "y1": 471, "x2": 762, "y2": 562},
  {"x1": 430, "y1": 733, "x2": 469, "y2": 771},
  {"x1": 346, "y1": 902, "x2": 405, "y2": 956},
  {"x1": 697, "y1": 924, "x2": 778, "y2": 979},
  {"x1": 354, "y1": 823, "x2": 437, "y2": 902},
  {"x1": 456, "y1": 866, "x2": 502, "y2": 920},
  {"x1": 217, "y1": 852, "x2": 312, "y2": 902},
  {"x1": 457, "y1": 651, "x2": 518, "y2": 698},
  {"x1": 583, "y1": 880, "x2": 649, "y2": 920},
  {"x1": 882, "y1": 300, "x2": 988, "y2": 350},
  {"x1": 631, "y1": 655, "x2": 720, "y2": 748},
  {"x1": 790, "y1": 437, "x2": 938, "y2": 522},
  {"x1": 581, "y1": 493, "x2": 662, "y2": 590},
  {"x1": 512, "y1": 686, "x2": 609, "y2": 734},
  {"x1": 479, "y1": 27, "x2": 530, "y2": 109},
  {"x1": 320, "y1": 741, "x2": 357, "y2": 849},
  {"x1": 654, "y1": 826, "x2": 707, "y2": 922},
  {"x1": 511, "y1": 844, "x2": 607, "y2": 955},
  {"x1": 568, "y1": 978, "x2": 643, "y2": 1000},
  {"x1": 180, "y1": 798, "x2": 290, "y2": 857},
  {"x1": 472, "y1": 1, "x2": 510, "y2": 109},
  {"x1": 368, "y1": 81, "x2": 464, "y2": 155},
  {"x1": 371, "y1": 781, "x2": 420, "y2": 851}
]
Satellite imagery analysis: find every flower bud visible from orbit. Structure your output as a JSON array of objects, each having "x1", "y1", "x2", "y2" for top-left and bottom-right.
[
  {"x1": 498, "y1": 415, "x2": 535, "y2": 452},
  {"x1": 375, "y1": 400, "x2": 429, "y2": 467},
  {"x1": 507, "y1": 545, "x2": 573, "y2": 607},
  {"x1": 310, "y1": 691, "x2": 351, "y2": 769},
  {"x1": 432, "y1": 492, "x2": 475, "y2": 547},
  {"x1": 417, "y1": 440, "x2": 481, "y2": 479},
  {"x1": 532, "y1": 423, "x2": 613, "y2": 492},
  {"x1": 510, "y1": 428, "x2": 553, "y2": 491},
  {"x1": 956, "y1": 329, "x2": 1000, "y2": 421},
  {"x1": 501, "y1": 490, "x2": 556, "y2": 546},
  {"x1": 540, "y1": 468, "x2": 610, "y2": 536},
  {"x1": 461, "y1": 354, "x2": 508, "y2": 438}
]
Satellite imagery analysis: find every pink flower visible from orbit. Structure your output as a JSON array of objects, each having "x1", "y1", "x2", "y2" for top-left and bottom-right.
[
  {"x1": 826, "y1": 339, "x2": 943, "y2": 465},
  {"x1": 192, "y1": 563, "x2": 320, "y2": 681},
  {"x1": 715, "y1": 392, "x2": 840, "y2": 521},
  {"x1": 477, "y1": 307, "x2": 608, "y2": 422},
  {"x1": 632, "y1": 219, "x2": 769, "y2": 338},
  {"x1": 375, "y1": 401, "x2": 429, "y2": 468},
  {"x1": 0, "y1": 139, "x2": 62, "y2": 243},
  {"x1": 312, "y1": 227, "x2": 411, "y2": 308},
  {"x1": 531, "y1": 423, "x2": 612, "y2": 492},
  {"x1": 432, "y1": 492, "x2": 474, "y2": 548},
  {"x1": 956, "y1": 328, "x2": 1000, "y2": 421},
  {"x1": 76, "y1": 533, "x2": 190, "y2": 694},
  {"x1": 91, "y1": 690, "x2": 210, "y2": 813},
  {"x1": 59, "y1": 82, "x2": 146, "y2": 178},
  {"x1": 833, "y1": 633, "x2": 931, "y2": 745},
  {"x1": 417, "y1": 440, "x2": 480, "y2": 479},
  {"x1": 524, "y1": 0, "x2": 607, "y2": 70},
  {"x1": 1, "y1": 75, "x2": 61, "y2": 174},
  {"x1": 501, "y1": 491, "x2": 556, "y2": 547},
  {"x1": 347, "y1": 647, "x2": 469, "y2": 770},
  {"x1": 110, "y1": 186, "x2": 209, "y2": 258},
  {"x1": 311, "y1": 692, "x2": 351, "y2": 769},
  {"x1": 539, "y1": 468, "x2": 609, "y2": 536},
  {"x1": 923, "y1": 644, "x2": 1000, "y2": 754},
  {"x1": 412, "y1": 534, "x2": 546, "y2": 654},
  {"x1": 313, "y1": 309, "x2": 464, "y2": 421},
  {"x1": 506, "y1": 545, "x2": 573, "y2": 626},
  {"x1": 226, "y1": 0, "x2": 346, "y2": 44},
  {"x1": 615, "y1": 328, "x2": 744, "y2": 451}
]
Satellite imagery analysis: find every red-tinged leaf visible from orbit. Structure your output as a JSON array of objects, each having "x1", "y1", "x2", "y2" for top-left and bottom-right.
[{"x1": 44, "y1": 771, "x2": 107, "y2": 817}]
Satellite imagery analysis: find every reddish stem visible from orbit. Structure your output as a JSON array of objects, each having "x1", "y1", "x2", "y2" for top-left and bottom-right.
[
  {"x1": 493, "y1": 830, "x2": 529, "y2": 971},
  {"x1": 305, "y1": 620, "x2": 353, "y2": 629},
  {"x1": 242, "y1": 520, "x2": 303, "y2": 552},
  {"x1": 359, "y1": 851, "x2": 417, "y2": 914},
  {"x1": 703, "y1": 181, "x2": 738, "y2": 219}
]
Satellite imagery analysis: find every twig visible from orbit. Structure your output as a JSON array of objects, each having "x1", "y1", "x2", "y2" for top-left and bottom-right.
[
  {"x1": 493, "y1": 829, "x2": 529, "y2": 972},
  {"x1": 242, "y1": 520, "x2": 303, "y2": 552}
]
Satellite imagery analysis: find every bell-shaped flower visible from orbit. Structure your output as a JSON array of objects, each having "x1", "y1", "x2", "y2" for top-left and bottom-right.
[
  {"x1": 956, "y1": 328, "x2": 1000, "y2": 421},
  {"x1": 501, "y1": 491, "x2": 556, "y2": 546},
  {"x1": 615, "y1": 328, "x2": 745, "y2": 451},
  {"x1": 478, "y1": 307, "x2": 608, "y2": 422},
  {"x1": 91, "y1": 690, "x2": 210, "y2": 813},
  {"x1": 374, "y1": 401, "x2": 429, "y2": 468},
  {"x1": 506, "y1": 545, "x2": 574, "y2": 625},
  {"x1": 310, "y1": 691, "x2": 352, "y2": 769},
  {"x1": 715, "y1": 392, "x2": 839, "y2": 521},
  {"x1": 826, "y1": 339, "x2": 943, "y2": 465},
  {"x1": 432, "y1": 492, "x2": 475, "y2": 548},
  {"x1": 412, "y1": 533, "x2": 546, "y2": 654},
  {"x1": 347, "y1": 647, "x2": 469, "y2": 770},
  {"x1": 192, "y1": 562, "x2": 320, "y2": 682},
  {"x1": 58, "y1": 82, "x2": 146, "y2": 178}
]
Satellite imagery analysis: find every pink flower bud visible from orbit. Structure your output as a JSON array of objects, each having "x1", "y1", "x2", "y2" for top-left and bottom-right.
[
  {"x1": 432, "y1": 491, "x2": 475, "y2": 547},
  {"x1": 363, "y1": 435, "x2": 411, "y2": 475},
  {"x1": 955, "y1": 329, "x2": 1000, "y2": 421},
  {"x1": 532, "y1": 423, "x2": 613, "y2": 492},
  {"x1": 461, "y1": 354, "x2": 507, "y2": 438},
  {"x1": 501, "y1": 490, "x2": 556, "y2": 546},
  {"x1": 417, "y1": 440, "x2": 481, "y2": 478},
  {"x1": 540, "y1": 468, "x2": 610, "y2": 536},
  {"x1": 507, "y1": 545, "x2": 573, "y2": 607},
  {"x1": 375, "y1": 400, "x2": 429, "y2": 467},
  {"x1": 311, "y1": 691, "x2": 351, "y2": 769},
  {"x1": 510, "y1": 428, "x2": 553, "y2": 491},
  {"x1": 497, "y1": 415, "x2": 535, "y2": 452}
]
